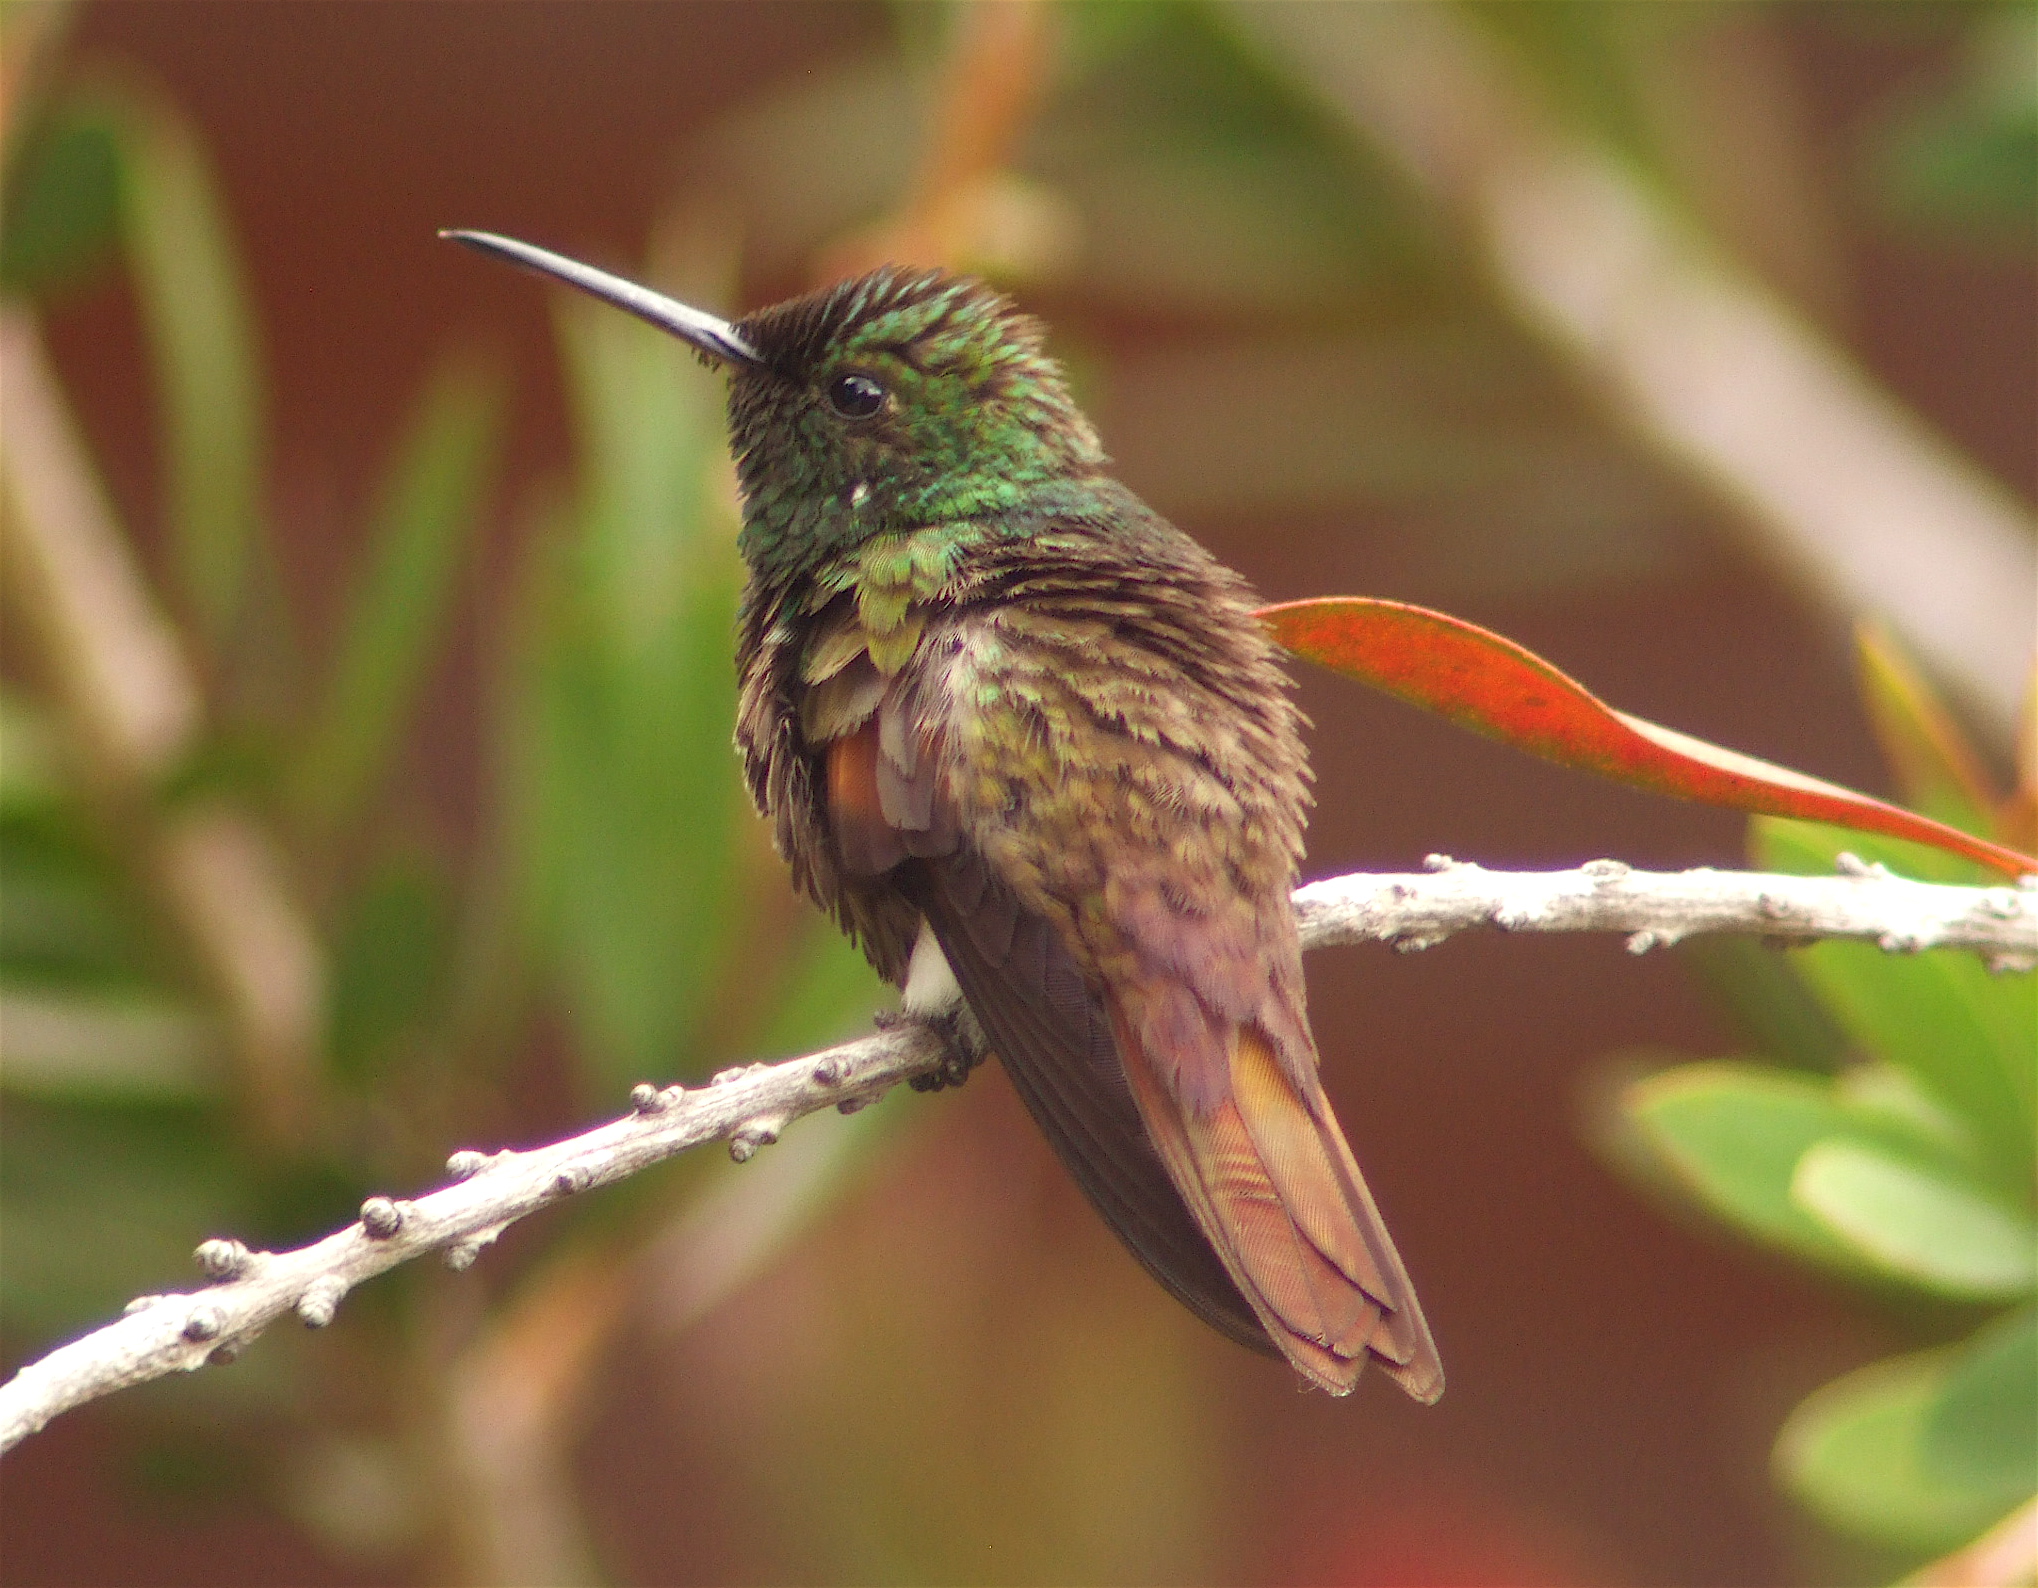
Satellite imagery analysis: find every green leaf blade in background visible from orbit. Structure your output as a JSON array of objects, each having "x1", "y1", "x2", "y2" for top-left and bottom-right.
[
  {"x1": 326, "y1": 851, "x2": 455, "y2": 1087},
  {"x1": 293, "y1": 354, "x2": 504, "y2": 835},
  {"x1": 1754, "y1": 817, "x2": 2037, "y2": 1189},
  {"x1": 0, "y1": 1104, "x2": 246, "y2": 1341},
  {"x1": 1853, "y1": 622, "x2": 2004, "y2": 841},
  {"x1": 1621, "y1": 1061, "x2": 1941, "y2": 1277},
  {"x1": 1791, "y1": 1140, "x2": 2037, "y2": 1301},
  {"x1": 510, "y1": 283, "x2": 750, "y2": 1093},
  {"x1": 1864, "y1": 6, "x2": 2038, "y2": 243},
  {"x1": 0, "y1": 99, "x2": 121, "y2": 297},
  {"x1": 92, "y1": 78, "x2": 268, "y2": 654},
  {"x1": 0, "y1": 692, "x2": 220, "y2": 1102},
  {"x1": 1922, "y1": 1307, "x2": 2038, "y2": 1504},
  {"x1": 1776, "y1": 1350, "x2": 1972, "y2": 1555},
  {"x1": 747, "y1": 915, "x2": 890, "y2": 1061},
  {"x1": 1678, "y1": 935, "x2": 1854, "y2": 1073},
  {"x1": 0, "y1": 813, "x2": 159, "y2": 993},
  {"x1": 1776, "y1": 1326, "x2": 2036, "y2": 1556}
]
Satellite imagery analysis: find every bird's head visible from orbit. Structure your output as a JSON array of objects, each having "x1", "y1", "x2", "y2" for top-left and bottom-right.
[{"x1": 445, "y1": 232, "x2": 1104, "y2": 576}]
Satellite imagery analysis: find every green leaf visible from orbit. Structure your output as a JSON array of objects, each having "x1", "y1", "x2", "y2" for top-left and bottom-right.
[
  {"x1": 327, "y1": 853, "x2": 455, "y2": 1083},
  {"x1": 1623, "y1": 1062, "x2": 1910, "y2": 1274},
  {"x1": 1792, "y1": 1140, "x2": 2036, "y2": 1301},
  {"x1": 95, "y1": 78, "x2": 266, "y2": 649},
  {"x1": 0, "y1": 1103, "x2": 246, "y2": 1340},
  {"x1": 0, "y1": 102, "x2": 121, "y2": 296},
  {"x1": 0, "y1": 689, "x2": 64, "y2": 814},
  {"x1": 0, "y1": 811, "x2": 164, "y2": 990},
  {"x1": 508, "y1": 280, "x2": 749, "y2": 1089},
  {"x1": 1835, "y1": 1062, "x2": 1981, "y2": 1163},
  {"x1": 1754, "y1": 806, "x2": 1996, "y2": 889},
  {"x1": 0, "y1": 705, "x2": 167, "y2": 995},
  {"x1": 1472, "y1": 1, "x2": 1662, "y2": 167},
  {"x1": 1680, "y1": 936, "x2": 1852, "y2": 1070},
  {"x1": 1776, "y1": 1347, "x2": 2022, "y2": 1553},
  {"x1": 1753, "y1": 818, "x2": 2036, "y2": 1187},
  {"x1": 294, "y1": 355, "x2": 503, "y2": 832},
  {"x1": 1926, "y1": 1308, "x2": 2038, "y2": 1503},
  {"x1": 1865, "y1": 8, "x2": 2038, "y2": 242},
  {"x1": 1619, "y1": 1060, "x2": 2013, "y2": 1284}
]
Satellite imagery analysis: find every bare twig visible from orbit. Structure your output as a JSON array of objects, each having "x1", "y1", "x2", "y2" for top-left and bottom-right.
[
  {"x1": 1300, "y1": 855, "x2": 2038, "y2": 971},
  {"x1": 1, "y1": 857, "x2": 2029, "y2": 1453},
  {"x1": 0, "y1": 1020, "x2": 945, "y2": 1454}
]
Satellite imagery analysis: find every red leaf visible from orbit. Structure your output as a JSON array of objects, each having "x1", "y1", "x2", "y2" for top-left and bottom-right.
[{"x1": 1260, "y1": 597, "x2": 2037, "y2": 880}]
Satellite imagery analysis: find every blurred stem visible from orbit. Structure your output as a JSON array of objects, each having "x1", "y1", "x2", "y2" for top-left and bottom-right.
[
  {"x1": 638, "y1": 1102, "x2": 892, "y2": 1340},
  {"x1": 435, "y1": 508, "x2": 549, "y2": 1096},
  {"x1": 814, "y1": 0, "x2": 1060, "y2": 281},
  {"x1": 95, "y1": 72, "x2": 270, "y2": 658},
  {"x1": 0, "y1": 0, "x2": 74, "y2": 168},
  {"x1": 2006, "y1": 680, "x2": 2038, "y2": 854},
  {"x1": 440, "y1": 1247, "x2": 627, "y2": 1587},
  {"x1": 1221, "y1": 2, "x2": 2037, "y2": 749},
  {"x1": 0, "y1": 311, "x2": 323, "y2": 1143},
  {"x1": 1606, "y1": 7, "x2": 1848, "y2": 327},
  {"x1": 0, "y1": 310, "x2": 198, "y2": 781}
]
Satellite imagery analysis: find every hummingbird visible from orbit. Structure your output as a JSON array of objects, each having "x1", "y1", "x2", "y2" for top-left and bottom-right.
[{"x1": 446, "y1": 230, "x2": 1442, "y2": 1401}]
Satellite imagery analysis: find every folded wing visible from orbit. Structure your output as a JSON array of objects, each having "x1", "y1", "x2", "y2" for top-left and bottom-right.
[{"x1": 819, "y1": 624, "x2": 1440, "y2": 1399}]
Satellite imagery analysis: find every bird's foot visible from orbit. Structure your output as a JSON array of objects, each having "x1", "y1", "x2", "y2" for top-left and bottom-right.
[
  {"x1": 871, "y1": 1005, "x2": 982, "y2": 1091},
  {"x1": 904, "y1": 1006, "x2": 983, "y2": 1093}
]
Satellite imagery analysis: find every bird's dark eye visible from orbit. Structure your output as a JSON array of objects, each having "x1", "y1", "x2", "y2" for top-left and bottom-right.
[{"x1": 827, "y1": 372, "x2": 886, "y2": 419}]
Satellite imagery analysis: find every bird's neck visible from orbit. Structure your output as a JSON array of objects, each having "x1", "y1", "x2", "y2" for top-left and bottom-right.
[{"x1": 737, "y1": 464, "x2": 1082, "y2": 583}]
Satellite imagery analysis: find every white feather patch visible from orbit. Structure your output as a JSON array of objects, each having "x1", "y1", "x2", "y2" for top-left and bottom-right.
[{"x1": 901, "y1": 918, "x2": 962, "y2": 1016}]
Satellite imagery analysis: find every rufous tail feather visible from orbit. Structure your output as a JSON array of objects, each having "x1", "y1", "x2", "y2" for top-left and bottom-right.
[{"x1": 1114, "y1": 1013, "x2": 1442, "y2": 1401}]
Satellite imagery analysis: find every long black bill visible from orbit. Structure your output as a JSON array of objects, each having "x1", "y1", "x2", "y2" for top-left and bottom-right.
[{"x1": 441, "y1": 229, "x2": 760, "y2": 369}]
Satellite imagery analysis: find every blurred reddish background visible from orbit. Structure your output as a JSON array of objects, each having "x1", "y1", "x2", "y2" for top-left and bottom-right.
[{"x1": 3, "y1": 4, "x2": 2030, "y2": 1585}]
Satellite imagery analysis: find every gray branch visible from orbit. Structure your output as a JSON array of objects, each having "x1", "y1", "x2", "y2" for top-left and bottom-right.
[
  {"x1": 1298, "y1": 854, "x2": 2038, "y2": 970},
  {"x1": 4, "y1": 857, "x2": 2031, "y2": 1454}
]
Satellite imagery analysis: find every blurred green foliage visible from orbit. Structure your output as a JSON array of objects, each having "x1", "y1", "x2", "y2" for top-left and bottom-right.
[
  {"x1": 0, "y1": 100, "x2": 120, "y2": 295},
  {"x1": 509, "y1": 288, "x2": 748, "y2": 1091},
  {"x1": 293, "y1": 358, "x2": 503, "y2": 837},
  {"x1": 1615, "y1": 645, "x2": 2036, "y2": 1568},
  {"x1": 0, "y1": 50, "x2": 883, "y2": 1568},
  {"x1": 1864, "y1": 5, "x2": 2038, "y2": 244}
]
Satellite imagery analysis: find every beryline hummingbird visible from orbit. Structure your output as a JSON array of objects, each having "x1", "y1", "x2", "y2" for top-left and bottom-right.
[{"x1": 446, "y1": 230, "x2": 1442, "y2": 1401}]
